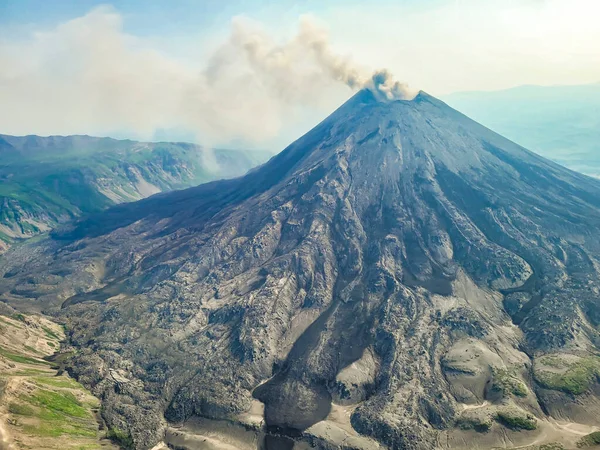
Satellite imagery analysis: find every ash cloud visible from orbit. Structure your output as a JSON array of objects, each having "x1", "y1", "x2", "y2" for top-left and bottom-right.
[
  {"x1": 0, "y1": 7, "x2": 415, "y2": 146},
  {"x1": 367, "y1": 69, "x2": 418, "y2": 101},
  {"x1": 293, "y1": 18, "x2": 416, "y2": 101}
]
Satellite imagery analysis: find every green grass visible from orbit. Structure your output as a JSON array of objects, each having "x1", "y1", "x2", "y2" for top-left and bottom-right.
[
  {"x1": 8, "y1": 402, "x2": 35, "y2": 416},
  {"x1": 535, "y1": 356, "x2": 600, "y2": 395},
  {"x1": 455, "y1": 416, "x2": 491, "y2": 432},
  {"x1": 0, "y1": 230, "x2": 13, "y2": 244},
  {"x1": 10, "y1": 399, "x2": 62, "y2": 421},
  {"x1": 491, "y1": 368, "x2": 529, "y2": 397},
  {"x1": 13, "y1": 368, "x2": 52, "y2": 376},
  {"x1": 0, "y1": 312, "x2": 103, "y2": 444},
  {"x1": 11, "y1": 313, "x2": 26, "y2": 322},
  {"x1": 496, "y1": 412, "x2": 537, "y2": 431},
  {"x1": 13, "y1": 388, "x2": 99, "y2": 439},
  {"x1": 42, "y1": 325, "x2": 60, "y2": 340},
  {"x1": 107, "y1": 427, "x2": 135, "y2": 449},
  {"x1": 47, "y1": 341, "x2": 56, "y2": 348},
  {"x1": 25, "y1": 388, "x2": 89, "y2": 418},
  {"x1": 577, "y1": 431, "x2": 600, "y2": 448},
  {"x1": 34, "y1": 375, "x2": 83, "y2": 389},
  {"x1": 536, "y1": 444, "x2": 565, "y2": 450},
  {"x1": 0, "y1": 346, "x2": 48, "y2": 365}
]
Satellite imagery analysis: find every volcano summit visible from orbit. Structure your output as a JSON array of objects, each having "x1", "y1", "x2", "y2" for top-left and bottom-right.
[{"x1": 2, "y1": 90, "x2": 600, "y2": 449}]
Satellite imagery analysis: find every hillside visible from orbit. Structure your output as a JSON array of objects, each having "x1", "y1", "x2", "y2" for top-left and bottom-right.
[
  {"x1": 442, "y1": 83, "x2": 600, "y2": 177},
  {"x1": 0, "y1": 134, "x2": 270, "y2": 252},
  {"x1": 0, "y1": 305, "x2": 119, "y2": 449}
]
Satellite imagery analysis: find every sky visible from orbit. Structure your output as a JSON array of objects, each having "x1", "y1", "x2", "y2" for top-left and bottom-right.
[{"x1": 1, "y1": 0, "x2": 599, "y2": 150}]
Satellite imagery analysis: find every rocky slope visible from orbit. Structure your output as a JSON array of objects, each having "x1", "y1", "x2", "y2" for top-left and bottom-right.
[
  {"x1": 0, "y1": 134, "x2": 269, "y2": 252},
  {"x1": 442, "y1": 83, "x2": 600, "y2": 178},
  {"x1": 1, "y1": 90, "x2": 600, "y2": 449}
]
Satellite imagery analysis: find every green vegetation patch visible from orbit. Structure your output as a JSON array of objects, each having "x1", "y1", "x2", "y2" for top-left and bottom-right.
[
  {"x1": 0, "y1": 230, "x2": 13, "y2": 244},
  {"x1": 535, "y1": 355, "x2": 600, "y2": 395},
  {"x1": 496, "y1": 411, "x2": 537, "y2": 430},
  {"x1": 13, "y1": 368, "x2": 52, "y2": 376},
  {"x1": 107, "y1": 427, "x2": 135, "y2": 449},
  {"x1": 491, "y1": 368, "x2": 529, "y2": 397},
  {"x1": 25, "y1": 388, "x2": 89, "y2": 418},
  {"x1": 577, "y1": 431, "x2": 600, "y2": 448},
  {"x1": 521, "y1": 444, "x2": 565, "y2": 450},
  {"x1": 8, "y1": 402, "x2": 35, "y2": 416},
  {"x1": 34, "y1": 375, "x2": 83, "y2": 389},
  {"x1": 537, "y1": 444, "x2": 566, "y2": 450},
  {"x1": 455, "y1": 416, "x2": 491, "y2": 432},
  {"x1": 521, "y1": 444, "x2": 566, "y2": 450},
  {"x1": 0, "y1": 346, "x2": 48, "y2": 365},
  {"x1": 12, "y1": 387, "x2": 99, "y2": 439},
  {"x1": 42, "y1": 325, "x2": 60, "y2": 340}
]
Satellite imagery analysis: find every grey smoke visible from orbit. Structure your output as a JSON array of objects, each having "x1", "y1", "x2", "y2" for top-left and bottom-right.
[
  {"x1": 224, "y1": 16, "x2": 415, "y2": 102},
  {"x1": 368, "y1": 69, "x2": 417, "y2": 101}
]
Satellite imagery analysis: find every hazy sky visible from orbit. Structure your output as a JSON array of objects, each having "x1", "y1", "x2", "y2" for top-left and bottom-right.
[{"x1": 1, "y1": 0, "x2": 599, "y2": 149}]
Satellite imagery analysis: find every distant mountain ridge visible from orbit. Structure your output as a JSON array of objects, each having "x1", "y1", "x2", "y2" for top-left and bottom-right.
[{"x1": 0, "y1": 133, "x2": 271, "y2": 252}]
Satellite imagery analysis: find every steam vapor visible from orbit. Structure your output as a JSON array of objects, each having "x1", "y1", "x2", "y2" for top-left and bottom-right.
[{"x1": 0, "y1": 7, "x2": 415, "y2": 146}]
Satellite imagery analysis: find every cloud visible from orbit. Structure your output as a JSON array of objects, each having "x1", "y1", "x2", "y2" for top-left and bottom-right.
[
  {"x1": 0, "y1": 6, "x2": 412, "y2": 147},
  {"x1": 4, "y1": 0, "x2": 597, "y2": 147},
  {"x1": 321, "y1": 0, "x2": 600, "y2": 94}
]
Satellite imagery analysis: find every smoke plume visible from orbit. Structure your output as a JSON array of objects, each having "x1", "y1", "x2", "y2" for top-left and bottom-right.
[
  {"x1": 0, "y1": 7, "x2": 415, "y2": 146},
  {"x1": 225, "y1": 16, "x2": 416, "y2": 103}
]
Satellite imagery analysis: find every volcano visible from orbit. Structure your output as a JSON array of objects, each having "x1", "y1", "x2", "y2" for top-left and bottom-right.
[{"x1": 2, "y1": 89, "x2": 600, "y2": 449}]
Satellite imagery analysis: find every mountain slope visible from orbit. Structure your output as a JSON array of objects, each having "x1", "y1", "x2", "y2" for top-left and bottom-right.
[
  {"x1": 442, "y1": 83, "x2": 600, "y2": 177},
  {"x1": 0, "y1": 306, "x2": 118, "y2": 450},
  {"x1": 2, "y1": 90, "x2": 600, "y2": 449},
  {"x1": 0, "y1": 134, "x2": 270, "y2": 252}
]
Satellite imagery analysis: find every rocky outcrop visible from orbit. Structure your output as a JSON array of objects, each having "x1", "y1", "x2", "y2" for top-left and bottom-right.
[{"x1": 1, "y1": 90, "x2": 600, "y2": 449}]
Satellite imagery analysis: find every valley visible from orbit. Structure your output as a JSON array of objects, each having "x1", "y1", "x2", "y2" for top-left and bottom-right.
[{"x1": 0, "y1": 134, "x2": 270, "y2": 253}]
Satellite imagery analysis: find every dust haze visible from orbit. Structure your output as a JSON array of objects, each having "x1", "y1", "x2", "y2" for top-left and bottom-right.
[{"x1": 0, "y1": 6, "x2": 413, "y2": 147}]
